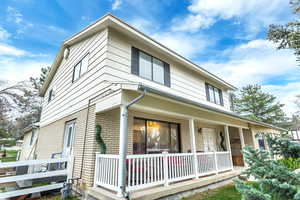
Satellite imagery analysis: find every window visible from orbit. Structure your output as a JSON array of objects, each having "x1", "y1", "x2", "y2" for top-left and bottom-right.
[
  {"x1": 205, "y1": 83, "x2": 223, "y2": 106},
  {"x1": 48, "y1": 89, "x2": 53, "y2": 102},
  {"x1": 256, "y1": 133, "x2": 266, "y2": 151},
  {"x1": 138, "y1": 52, "x2": 165, "y2": 84},
  {"x1": 133, "y1": 118, "x2": 180, "y2": 154},
  {"x1": 72, "y1": 54, "x2": 89, "y2": 82},
  {"x1": 132, "y1": 47, "x2": 170, "y2": 86},
  {"x1": 152, "y1": 58, "x2": 165, "y2": 83},
  {"x1": 229, "y1": 93, "x2": 235, "y2": 111},
  {"x1": 258, "y1": 136, "x2": 266, "y2": 150},
  {"x1": 139, "y1": 52, "x2": 152, "y2": 80}
]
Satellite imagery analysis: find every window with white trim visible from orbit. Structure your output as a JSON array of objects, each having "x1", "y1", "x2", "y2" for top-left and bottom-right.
[
  {"x1": 72, "y1": 54, "x2": 89, "y2": 82},
  {"x1": 205, "y1": 83, "x2": 224, "y2": 106},
  {"x1": 48, "y1": 89, "x2": 53, "y2": 102},
  {"x1": 139, "y1": 51, "x2": 165, "y2": 84}
]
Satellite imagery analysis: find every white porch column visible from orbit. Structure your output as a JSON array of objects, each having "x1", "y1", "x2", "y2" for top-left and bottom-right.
[
  {"x1": 238, "y1": 128, "x2": 245, "y2": 150},
  {"x1": 238, "y1": 127, "x2": 247, "y2": 167},
  {"x1": 224, "y1": 125, "x2": 233, "y2": 169},
  {"x1": 189, "y1": 119, "x2": 199, "y2": 178},
  {"x1": 117, "y1": 105, "x2": 128, "y2": 197}
]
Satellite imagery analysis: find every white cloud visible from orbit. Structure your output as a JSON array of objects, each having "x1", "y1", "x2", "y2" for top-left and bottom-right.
[
  {"x1": 151, "y1": 32, "x2": 212, "y2": 59},
  {"x1": 172, "y1": 14, "x2": 215, "y2": 32},
  {"x1": 0, "y1": 56, "x2": 49, "y2": 83},
  {"x1": 263, "y1": 82, "x2": 300, "y2": 116},
  {"x1": 6, "y1": 6, "x2": 34, "y2": 35},
  {"x1": 112, "y1": 0, "x2": 122, "y2": 10},
  {"x1": 129, "y1": 18, "x2": 155, "y2": 33},
  {"x1": 201, "y1": 39, "x2": 299, "y2": 116},
  {"x1": 6, "y1": 6, "x2": 23, "y2": 24},
  {"x1": 128, "y1": 17, "x2": 212, "y2": 59},
  {"x1": 0, "y1": 27, "x2": 10, "y2": 41},
  {"x1": 204, "y1": 39, "x2": 297, "y2": 86},
  {"x1": 0, "y1": 43, "x2": 27, "y2": 56},
  {"x1": 172, "y1": 0, "x2": 291, "y2": 35}
]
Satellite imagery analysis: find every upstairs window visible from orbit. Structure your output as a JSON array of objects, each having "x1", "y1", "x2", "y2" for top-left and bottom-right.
[
  {"x1": 205, "y1": 83, "x2": 223, "y2": 106},
  {"x1": 72, "y1": 54, "x2": 89, "y2": 82},
  {"x1": 48, "y1": 89, "x2": 53, "y2": 103},
  {"x1": 131, "y1": 47, "x2": 170, "y2": 87}
]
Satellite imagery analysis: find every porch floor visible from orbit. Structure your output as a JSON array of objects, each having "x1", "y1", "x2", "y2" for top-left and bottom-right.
[{"x1": 87, "y1": 168, "x2": 243, "y2": 200}]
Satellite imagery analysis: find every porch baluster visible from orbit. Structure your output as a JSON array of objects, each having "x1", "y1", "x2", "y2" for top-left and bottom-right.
[{"x1": 163, "y1": 151, "x2": 169, "y2": 186}]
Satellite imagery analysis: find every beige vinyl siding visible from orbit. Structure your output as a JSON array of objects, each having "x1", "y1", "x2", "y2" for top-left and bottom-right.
[
  {"x1": 40, "y1": 29, "x2": 109, "y2": 126},
  {"x1": 105, "y1": 29, "x2": 232, "y2": 111},
  {"x1": 19, "y1": 131, "x2": 33, "y2": 160},
  {"x1": 36, "y1": 105, "x2": 98, "y2": 187}
]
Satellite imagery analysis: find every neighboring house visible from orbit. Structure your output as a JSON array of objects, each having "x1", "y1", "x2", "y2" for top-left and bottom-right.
[
  {"x1": 290, "y1": 127, "x2": 300, "y2": 142},
  {"x1": 19, "y1": 123, "x2": 39, "y2": 160},
  {"x1": 34, "y1": 14, "x2": 284, "y2": 199}
]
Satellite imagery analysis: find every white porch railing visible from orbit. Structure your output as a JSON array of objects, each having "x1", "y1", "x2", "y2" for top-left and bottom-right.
[
  {"x1": 0, "y1": 157, "x2": 73, "y2": 199},
  {"x1": 94, "y1": 154, "x2": 119, "y2": 191},
  {"x1": 94, "y1": 151, "x2": 232, "y2": 192},
  {"x1": 216, "y1": 151, "x2": 232, "y2": 172}
]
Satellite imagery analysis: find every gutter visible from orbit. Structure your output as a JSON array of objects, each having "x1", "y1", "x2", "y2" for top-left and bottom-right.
[{"x1": 137, "y1": 84, "x2": 286, "y2": 132}]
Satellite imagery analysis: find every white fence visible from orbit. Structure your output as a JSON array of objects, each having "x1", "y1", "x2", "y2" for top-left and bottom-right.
[
  {"x1": 94, "y1": 151, "x2": 232, "y2": 192},
  {"x1": 0, "y1": 157, "x2": 73, "y2": 199}
]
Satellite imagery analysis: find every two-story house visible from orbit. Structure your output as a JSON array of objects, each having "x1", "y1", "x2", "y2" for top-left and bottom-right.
[{"x1": 35, "y1": 14, "x2": 283, "y2": 199}]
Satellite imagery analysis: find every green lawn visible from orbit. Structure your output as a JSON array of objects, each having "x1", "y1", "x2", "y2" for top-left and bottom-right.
[
  {"x1": 0, "y1": 150, "x2": 19, "y2": 162},
  {"x1": 183, "y1": 182, "x2": 259, "y2": 200}
]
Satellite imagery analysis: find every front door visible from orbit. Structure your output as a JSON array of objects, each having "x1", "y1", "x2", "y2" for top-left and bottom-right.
[{"x1": 63, "y1": 121, "x2": 76, "y2": 157}]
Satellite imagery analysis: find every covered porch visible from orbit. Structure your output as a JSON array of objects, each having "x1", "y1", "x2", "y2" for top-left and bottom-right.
[{"x1": 91, "y1": 88, "x2": 254, "y2": 198}]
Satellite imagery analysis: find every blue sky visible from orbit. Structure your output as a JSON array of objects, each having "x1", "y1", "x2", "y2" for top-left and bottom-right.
[{"x1": 0, "y1": 0, "x2": 299, "y2": 116}]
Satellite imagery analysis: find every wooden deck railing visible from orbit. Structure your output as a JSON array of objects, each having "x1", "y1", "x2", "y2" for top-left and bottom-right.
[
  {"x1": 94, "y1": 151, "x2": 232, "y2": 192},
  {"x1": 0, "y1": 157, "x2": 73, "y2": 199}
]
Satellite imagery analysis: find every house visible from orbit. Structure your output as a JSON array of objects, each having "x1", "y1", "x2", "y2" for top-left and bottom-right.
[
  {"x1": 33, "y1": 14, "x2": 284, "y2": 199},
  {"x1": 19, "y1": 123, "x2": 39, "y2": 160}
]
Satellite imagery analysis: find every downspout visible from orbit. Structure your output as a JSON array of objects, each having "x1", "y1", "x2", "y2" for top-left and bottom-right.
[{"x1": 117, "y1": 89, "x2": 146, "y2": 198}]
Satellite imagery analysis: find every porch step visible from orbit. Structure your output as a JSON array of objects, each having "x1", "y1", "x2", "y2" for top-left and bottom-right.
[
  {"x1": 87, "y1": 187, "x2": 125, "y2": 200},
  {"x1": 87, "y1": 170, "x2": 241, "y2": 200},
  {"x1": 129, "y1": 170, "x2": 241, "y2": 200}
]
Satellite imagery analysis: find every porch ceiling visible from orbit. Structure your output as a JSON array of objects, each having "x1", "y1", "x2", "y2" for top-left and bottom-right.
[{"x1": 135, "y1": 84, "x2": 285, "y2": 131}]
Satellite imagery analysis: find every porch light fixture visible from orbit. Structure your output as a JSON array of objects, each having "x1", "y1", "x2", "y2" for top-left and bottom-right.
[{"x1": 198, "y1": 128, "x2": 202, "y2": 135}]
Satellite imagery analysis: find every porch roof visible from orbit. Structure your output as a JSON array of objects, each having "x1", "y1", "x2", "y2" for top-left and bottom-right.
[{"x1": 137, "y1": 84, "x2": 286, "y2": 132}]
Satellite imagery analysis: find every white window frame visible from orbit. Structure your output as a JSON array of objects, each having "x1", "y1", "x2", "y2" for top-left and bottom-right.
[
  {"x1": 206, "y1": 83, "x2": 223, "y2": 106},
  {"x1": 48, "y1": 89, "x2": 53, "y2": 103},
  {"x1": 72, "y1": 53, "x2": 89, "y2": 82},
  {"x1": 138, "y1": 50, "x2": 165, "y2": 85}
]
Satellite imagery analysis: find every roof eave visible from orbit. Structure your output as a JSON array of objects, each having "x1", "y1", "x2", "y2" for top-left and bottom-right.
[{"x1": 137, "y1": 83, "x2": 286, "y2": 131}]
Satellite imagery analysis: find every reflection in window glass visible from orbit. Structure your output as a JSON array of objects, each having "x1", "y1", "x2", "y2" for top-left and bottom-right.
[
  {"x1": 209, "y1": 85, "x2": 215, "y2": 102},
  {"x1": 170, "y1": 124, "x2": 179, "y2": 152},
  {"x1": 147, "y1": 121, "x2": 169, "y2": 153},
  {"x1": 67, "y1": 126, "x2": 72, "y2": 147},
  {"x1": 133, "y1": 119, "x2": 146, "y2": 154},
  {"x1": 73, "y1": 63, "x2": 81, "y2": 81},
  {"x1": 214, "y1": 88, "x2": 220, "y2": 104},
  {"x1": 133, "y1": 118, "x2": 180, "y2": 154},
  {"x1": 206, "y1": 83, "x2": 223, "y2": 105},
  {"x1": 81, "y1": 55, "x2": 89, "y2": 74},
  {"x1": 139, "y1": 52, "x2": 152, "y2": 80},
  {"x1": 153, "y1": 58, "x2": 164, "y2": 84}
]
